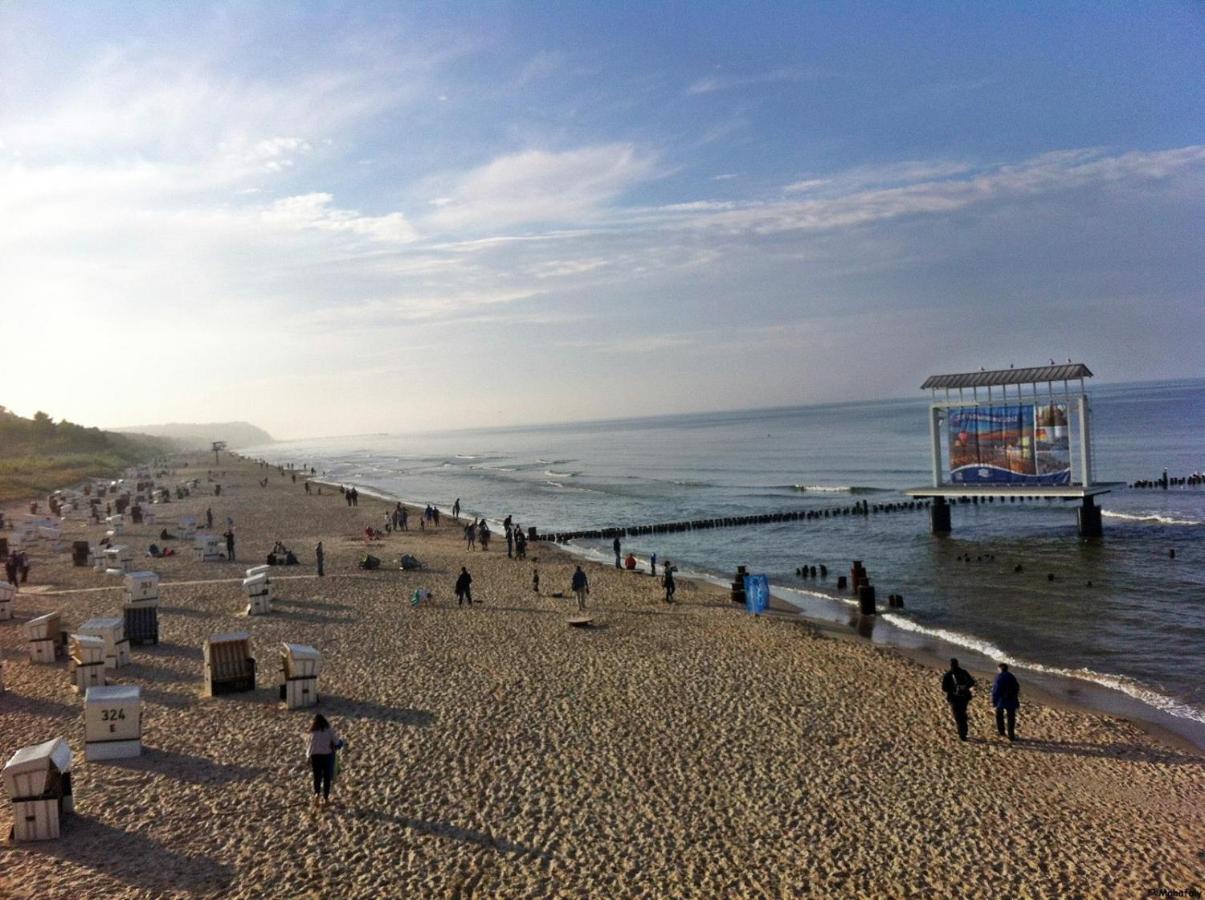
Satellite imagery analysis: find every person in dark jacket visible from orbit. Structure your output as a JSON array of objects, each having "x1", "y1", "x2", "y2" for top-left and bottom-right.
[
  {"x1": 663, "y1": 567, "x2": 676, "y2": 603},
  {"x1": 315, "y1": 541, "x2": 325, "y2": 577},
  {"x1": 455, "y1": 567, "x2": 473, "y2": 606},
  {"x1": 571, "y1": 566, "x2": 589, "y2": 610},
  {"x1": 991, "y1": 662, "x2": 1021, "y2": 741},
  {"x1": 223, "y1": 530, "x2": 236, "y2": 562},
  {"x1": 612, "y1": 536, "x2": 621, "y2": 568},
  {"x1": 941, "y1": 658, "x2": 976, "y2": 741}
]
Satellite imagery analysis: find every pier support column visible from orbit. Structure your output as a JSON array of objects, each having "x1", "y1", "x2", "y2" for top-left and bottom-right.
[
  {"x1": 930, "y1": 497, "x2": 951, "y2": 535},
  {"x1": 1077, "y1": 496, "x2": 1103, "y2": 538}
]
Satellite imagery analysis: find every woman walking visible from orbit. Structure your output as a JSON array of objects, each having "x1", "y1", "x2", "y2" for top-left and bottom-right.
[{"x1": 306, "y1": 714, "x2": 343, "y2": 807}]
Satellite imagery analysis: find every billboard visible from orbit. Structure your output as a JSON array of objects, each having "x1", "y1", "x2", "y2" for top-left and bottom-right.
[{"x1": 948, "y1": 403, "x2": 1070, "y2": 485}]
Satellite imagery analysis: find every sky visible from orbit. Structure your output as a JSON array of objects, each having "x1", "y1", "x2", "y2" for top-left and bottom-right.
[{"x1": 1, "y1": 2, "x2": 1202, "y2": 440}]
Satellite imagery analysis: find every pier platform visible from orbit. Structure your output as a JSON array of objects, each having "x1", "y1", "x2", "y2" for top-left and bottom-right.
[{"x1": 903, "y1": 484, "x2": 1124, "y2": 537}]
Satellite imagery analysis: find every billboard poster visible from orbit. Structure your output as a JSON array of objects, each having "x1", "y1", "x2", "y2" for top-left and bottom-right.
[{"x1": 948, "y1": 404, "x2": 1070, "y2": 485}]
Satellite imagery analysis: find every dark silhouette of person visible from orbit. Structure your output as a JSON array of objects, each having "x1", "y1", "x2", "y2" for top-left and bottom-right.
[
  {"x1": 991, "y1": 662, "x2": 1021, "y2": 741},
  {"x1": 315, "y1": 541, "x2": 325, "y2": 577},
  {"x1": 571, "y1": 566, "x2": 589, "y2": 610},
  {"x1": 612, "y1": 537, "x2": 621, "y2": 568},
  {"x1": 663, "y1": 568, "x2": 676, "y2": 603},
  {"x1": 941, "y1": 658, "x2": 976, "y2": 741},
  {"x1": 455, "y1": 567, "x2": 473, "y2": 606},
  {"x1": 224, "y1": 530, "x2": 236, "y2": 562}
]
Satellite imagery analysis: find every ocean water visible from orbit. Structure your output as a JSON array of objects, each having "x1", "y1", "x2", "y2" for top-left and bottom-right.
[{"x1": 245, "y1": 378, "x2": 1205, "y2": 735}]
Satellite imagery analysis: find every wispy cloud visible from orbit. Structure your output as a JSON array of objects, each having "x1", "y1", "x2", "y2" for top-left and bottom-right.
[
  {"x1": 687, "y1": 68, "x2": 804, "y2": 95},
  {"x1": 262, "y1": 193, "x2": 418, "y2": 244},
  {"x1": 423, "y1": 144, "x2": 660, "y2": 231}
]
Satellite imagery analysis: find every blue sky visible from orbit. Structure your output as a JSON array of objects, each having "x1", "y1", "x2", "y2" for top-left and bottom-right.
[{"x1": 2, "y1": 2, "x2": 1202, "y2": 437}]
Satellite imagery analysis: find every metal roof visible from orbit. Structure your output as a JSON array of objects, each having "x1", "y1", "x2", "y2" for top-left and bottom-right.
[{"x1": 921, "y1": 363, "x2": 1092, "y2": 390}]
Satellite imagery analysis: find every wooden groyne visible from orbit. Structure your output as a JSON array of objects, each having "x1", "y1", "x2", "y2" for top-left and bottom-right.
[{"x1": 535, "y1": 499, "x2": 930, "y2": 543}]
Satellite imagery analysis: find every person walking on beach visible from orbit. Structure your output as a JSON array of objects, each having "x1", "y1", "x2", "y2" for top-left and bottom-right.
[
  {"x1": 941, "y1": 658, "x2": 976, "y2": 742},
  {"x1": 305, "y1": 714, "x2": 343, "y2": 807},
  {"x1": 663, "y1": 567, "x2": 676, "y2": 603},
  {"x1": 506, "y1": 525, "x2": 514, "y2": 558},
  {"x1": 224, "y1": 529, "x2": 236, "y2": 562},
  {"x1": 650, "y1": 553, "x2": 657, "y2": 578},
  {"x1": 991, "y1": 662, "x2": 1021, "y2": 741},
  {"x1": 455, "y1": 567, "x2": 473, "y2": 606},
  {"x1": 453, "y1": 498, "x2": 460, "y2": 519},
  {"x1": 315, "y1": 541, "x2": 325, "y2": 577},
  {"x1": 571, "y1": 565, "x2": 589, "y2": 611},
  {"x1": 206, "y1": 507, "x2": 213, "y2": 529},
  {"x1": 478, "y1": 520, "x2": 491, "y2": 551},
  {"x1": 612, "y1": 536, "x2": 621, "y2": 568},
  {"x1": 532, "y1": 561, "x2": 540, "y2": 594},
  {"x1": 465, "y1": 521, "x2": 476, "y2": 550}
]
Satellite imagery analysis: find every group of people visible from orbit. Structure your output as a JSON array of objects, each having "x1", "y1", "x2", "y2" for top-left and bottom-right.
[
  {"x1": 613, "y1": 538, "x2": 676, "y2": 602},
  {"x1": 341, "y1": 486, "x2": 360, "y2": 507},
  {"x1": 942, "y1": 659, "x2": 1021, "y2": 742}
]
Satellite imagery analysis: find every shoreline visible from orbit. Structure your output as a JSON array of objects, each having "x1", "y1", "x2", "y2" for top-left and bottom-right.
[
  {"x1": 314, "y1": 472, "x2": 1205, "y2": 753},
  {"x1": 2, "y1": 454, "x2": 1201, "y2": 896}
]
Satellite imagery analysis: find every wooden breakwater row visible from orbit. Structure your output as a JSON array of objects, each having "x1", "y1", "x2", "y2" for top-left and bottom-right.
[{"x1": 534, "y1": 499, "x2": 932, "y2": 543}]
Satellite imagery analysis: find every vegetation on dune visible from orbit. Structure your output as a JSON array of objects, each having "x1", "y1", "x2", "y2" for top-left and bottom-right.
[{"x1": 0, "y1": 406, "x2": 173, "y2": 502}]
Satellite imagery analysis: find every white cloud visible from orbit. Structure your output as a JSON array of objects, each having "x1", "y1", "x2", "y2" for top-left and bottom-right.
[
  {"x1": 424, "y1": 144, "x2": 659, "y2": 231},
  {"x1": 262, "y1": 193, "x2": 418, "y2": 244},
  {"x1": 687, "y1": 68, "x2": 804, "y2": 95}
]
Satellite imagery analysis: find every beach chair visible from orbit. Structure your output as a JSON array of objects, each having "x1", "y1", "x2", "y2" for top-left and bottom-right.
[
  {"x1": 123, "y1": 604, "x2": 159, "y2": 646},
  {"x1": 279, "y1": 643, "x2": 320, "y2": 709},
  {"x1": 203, "y1": 632, "x2": 256, "y2": 696},
  {"x1": 84, "y1": 685, "x2": 142, "y2": 761},
  {"x1": 25, "y1": 612, "x2": 62, "y2": 664},
  {"x1": 3, "y1": 738, "x2": 74, "y2": 841},
  {"x1": 68, "y1": 634, "x2": 106, "y2": 692}
]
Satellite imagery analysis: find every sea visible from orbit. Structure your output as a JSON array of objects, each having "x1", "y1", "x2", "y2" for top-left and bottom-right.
[{"x1": 244, "y1": 378, "x2": 1205, "y2": 745}]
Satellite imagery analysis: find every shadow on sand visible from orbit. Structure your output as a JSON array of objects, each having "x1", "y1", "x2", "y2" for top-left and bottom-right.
[
  {"x1": 20, "y1": 815, "x2": 235, "y2": 894},
  {"x1": 354, "y1": 808, "x2": 550, "y2": 863},
  {"x1": 0, "y1": 692, "x2": 82, "y2": 720},
  {"x1": 1012, "y1": 737, "x2": 1203, "y2": 766},
  {"x1": 158, "y1": 605, "x2": 213, "y2": 619},
  {"x1": 271, "y1": 598, "x2": 354, "y2": 613},
  {"x1": 106, "y1": 746, "x2": 266, "y2": 784},
  {"x1": 144, "y1": 641, "x2": 204, "y2": 661},
  {"x1": 316, "y1": 695, "x2": 436, "y2": 727}
]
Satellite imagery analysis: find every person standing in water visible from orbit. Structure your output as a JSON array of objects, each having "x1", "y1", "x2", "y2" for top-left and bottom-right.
[
  {"x1": 306, "y1": 714, "x2": 343, "y2": 807},
  {"x1": 571, "y1": 565, "x2": 589, "y2": 610}
]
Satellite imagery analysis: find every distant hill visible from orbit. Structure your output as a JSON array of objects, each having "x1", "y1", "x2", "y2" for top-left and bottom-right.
[
  {"x1": 0, "y1": 406, "x2": 174, "y2": 501},
  {"x1": 113, "y1": 421, "x2": 273, "y2": 450}
]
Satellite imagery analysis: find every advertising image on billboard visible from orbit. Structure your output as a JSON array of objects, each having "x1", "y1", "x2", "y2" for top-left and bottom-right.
[{"x1": 948, "y1": 403, "x2": 1071, "y2": 485}]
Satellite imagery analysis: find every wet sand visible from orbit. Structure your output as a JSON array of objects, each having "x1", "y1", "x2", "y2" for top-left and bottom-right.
[{"x1": 0, "y1": 457, "x2": 1202, "y2": 897}]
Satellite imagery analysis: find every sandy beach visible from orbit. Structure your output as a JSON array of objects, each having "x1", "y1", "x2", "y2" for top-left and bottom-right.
[{"x1": 0, "y1": 456, "x2": 1201, "y2": 898}]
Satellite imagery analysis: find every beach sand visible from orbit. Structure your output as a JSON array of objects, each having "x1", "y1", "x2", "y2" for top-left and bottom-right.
[{"x1": 0, "y1": 457, "x2": 1201, "y2": 898}]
